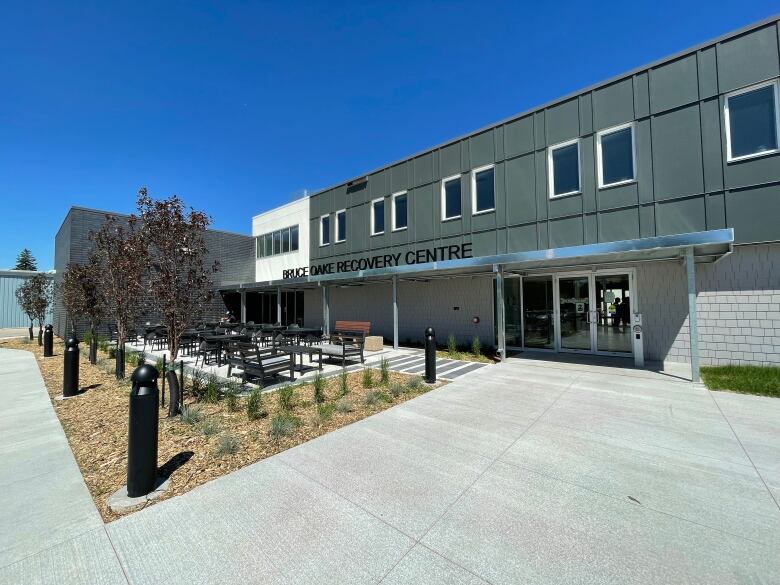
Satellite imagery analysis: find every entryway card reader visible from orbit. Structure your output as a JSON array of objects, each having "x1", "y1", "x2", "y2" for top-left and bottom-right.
[{"x1": 632, "y1": 313, "x2": 644, "y2": 368}]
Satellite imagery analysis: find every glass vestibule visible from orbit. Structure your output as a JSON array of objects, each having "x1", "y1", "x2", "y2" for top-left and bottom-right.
[{"x1": 503, "y1": 270, "x2": 634, "y2": 356}]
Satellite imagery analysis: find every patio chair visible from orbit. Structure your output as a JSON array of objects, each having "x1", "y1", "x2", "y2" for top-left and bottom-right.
[{"x1": 195, "y1": 339, "x2": 220, "y2": 367}]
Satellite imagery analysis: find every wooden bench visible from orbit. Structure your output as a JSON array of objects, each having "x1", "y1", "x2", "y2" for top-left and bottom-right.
[{"x1": 334, "y1": 320, "x2": 370, "y2": 338}]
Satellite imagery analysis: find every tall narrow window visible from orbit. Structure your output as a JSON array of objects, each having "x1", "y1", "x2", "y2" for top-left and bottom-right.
[
  {"x1": 256, "y1": 237, "x2": 264, "y2": 258},
  {"x1": 282, "y1": 227, "x2": 291, "y2": 253},
  {"x1": 290, "y1": 225, "x2": 299, "y2": 251},
  {"x1": 336, "y1": 209, "x2": 346, "y2": 242},
  {"x1": 371, "y1": 198, "x2": 385, "y2": 235},
  {"x1": 441, "y1": 175, "x2": 462, "y2": 220},
  {"x1": 471, "y1": 165, "x2": 495, "y2": 214},
  {"x1": 320, "y1": 215, "x2": 330, "y2": 246},
  {"x1": 725, "y1": 80, "x2": 780, "y2": 162},
  {"x1": 548, "y1": 139, "x2": 580, "y2": 198},
  {"x1": 264, "y1": 233, "x2": 272, "y2": 257},
  {"x1": 273, "y1": 230, "x2": 281, "y2": 254},
  {"x1": 392, "y1": 191, "x2": 407, "y2": 231},
  {"x1": 597, "y1": 123, "x2": 635, "y2": 188}
]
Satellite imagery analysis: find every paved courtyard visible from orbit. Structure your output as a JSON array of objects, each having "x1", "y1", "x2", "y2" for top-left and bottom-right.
[{"x1": 1, "y1": 348, "x2": 779, "y2": 584}]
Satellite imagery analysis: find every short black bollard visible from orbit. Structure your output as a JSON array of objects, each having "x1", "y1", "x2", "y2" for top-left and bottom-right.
[
  {"x1": 43, "y1": 325, "x2": 53, "y2": 357},
  {"x1": 424, "y1": 327, "x2": 436, "y2": 384},
  {"x1": 127, "y1": 364, "x2": 160, "y2": 498},
  {"x1": 63, "y1": 335, "x2": 80, "y2": 397}
]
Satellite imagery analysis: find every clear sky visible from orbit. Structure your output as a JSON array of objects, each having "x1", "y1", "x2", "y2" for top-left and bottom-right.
[{"x1": 1, "y1": 1, "x2": 777, "y2": 270}]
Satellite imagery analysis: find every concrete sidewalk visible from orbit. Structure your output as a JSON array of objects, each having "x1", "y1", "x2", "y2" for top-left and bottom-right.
[
  {"x1": 3, "y1": 347, "x2": 779, "y2": 583},
  {"x1": 0, "y1": 349, "x2": 127, "y2": 584}
]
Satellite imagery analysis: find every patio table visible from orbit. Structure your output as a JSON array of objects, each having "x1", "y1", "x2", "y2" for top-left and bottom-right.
[
  {"x1": 281, "y1": 327, "x2": 322, "y2": 344},
  {"x1": 202, "y1": 334, "x2": 251, "y2": 367},
  {"x1": 280, "y1": 344, "x2": 323, "y2": 372}
]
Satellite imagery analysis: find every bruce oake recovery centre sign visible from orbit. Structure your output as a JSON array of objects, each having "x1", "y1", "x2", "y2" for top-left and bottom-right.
[{"x1": 282, "y1": 242, "x2": 473, "y2": 280}]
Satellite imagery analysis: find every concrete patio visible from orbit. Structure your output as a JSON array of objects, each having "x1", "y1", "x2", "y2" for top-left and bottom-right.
[{"x1": 2, "y1": 348, "x2": 779, "y2": 584}]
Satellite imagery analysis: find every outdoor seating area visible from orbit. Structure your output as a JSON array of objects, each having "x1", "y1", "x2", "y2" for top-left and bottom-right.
[{"x1": 124, "y1": 319, "x2": 373, "y2": 388}]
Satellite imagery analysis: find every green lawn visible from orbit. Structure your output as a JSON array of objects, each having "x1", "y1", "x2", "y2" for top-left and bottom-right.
[{"x1": 701, "y1": 365, "x2": 780, "y2": 398}]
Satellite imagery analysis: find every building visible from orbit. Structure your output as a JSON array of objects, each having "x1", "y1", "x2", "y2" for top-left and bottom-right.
[
  {"x1": 56, "y1": 16, "x2": 780, "y2": 382},
  {"x1": 0, "y1": 270, "x2": 55, "y2": 329}
]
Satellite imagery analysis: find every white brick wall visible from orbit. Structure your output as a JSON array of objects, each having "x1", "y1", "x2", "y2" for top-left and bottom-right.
[
  {"x1": 304, "y1": 275, "x2": 495, "y2": 348},
  {"x1": 639, "y1": 243, "x2": 780, "y2": 366}
]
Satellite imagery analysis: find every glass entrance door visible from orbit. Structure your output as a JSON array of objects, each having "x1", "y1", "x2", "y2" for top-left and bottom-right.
[
  {"x1": 594, "y1": 273, "x2": 632, "y2": 353},
  {"x1": 557, "y1": 276, "x2": 592, "y2": 351},
  {"x1": 522, "y1": 276, "x2": 555, "y2": 349}
]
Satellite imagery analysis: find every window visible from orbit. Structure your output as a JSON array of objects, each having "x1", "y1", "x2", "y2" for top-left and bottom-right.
[
  {"x1": 256, "y1": 236, "x2": 264, "y2": 258},
  {"x1": 725, "y1": 80, "x2": 780, "y2": 162},
  {"x1": 471, "y1": 164, "x2": 495, "y2": 214},
  {"x1": 320, "y1": 215, "x2": 330, "y2": 246},
  {"x1": 548, "y1": 139, "x2": 581, "y2": 198},
  {"x1": 371, "y1": 198, "x2": 385, "y2": 235},
  {"x1": 281, "y1": 228, "x2": 291, "y2": 253},
  {"x1": 273, "y1": 230, "x2": 281, "y2": 254},
  {"x1": 392, "y1": 191, "x2": 407, "y2": 231},
  {"x1": 597, "y1": 123, "x2": 635, "y2": 188},
  {"x1": 441, "y1": 175, "x2": 462, "y2": 220},
  {"x1": 264, "y1": 233, "x2": 272, "y2": 257},
  {"x1": 290, "y1": 225, "x2": 299, "y2": 251},
  {"x1": 336, "y1": 209, "x2": 346, "y2": 242}
]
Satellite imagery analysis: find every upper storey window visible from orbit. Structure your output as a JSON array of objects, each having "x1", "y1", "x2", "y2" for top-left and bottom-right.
[
  {"x1": 597, "y1": 123, "x2": 636, "y2": 188},
  {"x1": 256, "y1": 225, "x2": 298, "y2": 258},
  {"x1": 335, "y1": 209, "x2": 346, "y2": 243},
  {"x1": 725, "y1": 80, "x2": 779, "y2": 162},
  {"x1": 441, "y1": 175, "x2": 462, "y2": 220},
  {"x1": 392, "y1": 191, "x2": 408, "y2": 231},
  {"x1": 548, "y1": 139, "x2": 581, "y2": 198},
  {"x1": 471, "y1": 165, "x2": 495, "y2": 214},
  {"x1": 320, "y1": 215, "x2": 330, "y2": 246},
  {"x1": 371, "y1": 198, "x2": 385, "y2": 235}
]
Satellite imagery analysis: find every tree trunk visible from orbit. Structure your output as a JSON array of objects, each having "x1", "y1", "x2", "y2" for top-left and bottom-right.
[
  {"x1": 28, "y1": 321, "x2": 34, "y2": 340},
  {"x1": 115, "y1": 346, "x2": 125, "y2": 379},
  {"x1": 89, "y1": 326, "x2": 97, "y2": 365},
  {"x1": 37, "y1": 322, "x2": 43, "y2": 346},
  {"x1": 166, "y1": 370, "x2": 181, "y2": 417}
]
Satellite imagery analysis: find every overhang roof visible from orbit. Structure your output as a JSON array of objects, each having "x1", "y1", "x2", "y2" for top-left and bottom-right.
[{"x1": 220, "y1": 229, "x2": 734, "y2": 292}]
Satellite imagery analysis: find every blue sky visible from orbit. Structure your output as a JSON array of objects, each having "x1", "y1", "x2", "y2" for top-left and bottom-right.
[{"x1": 1, "y1": 1, "x2": 776, "y2": 269}]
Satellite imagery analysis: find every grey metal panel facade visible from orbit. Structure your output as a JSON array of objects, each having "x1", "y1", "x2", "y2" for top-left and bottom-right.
[
  {"x1": 52, "y1": 207, "x2": 255, "y2": 337},
  {"x1": 309, "y1": 18, "x2": 780, "y2": 266},
  {"x1": 0, "y1": 272, "x2": 54, "y2": 328}
]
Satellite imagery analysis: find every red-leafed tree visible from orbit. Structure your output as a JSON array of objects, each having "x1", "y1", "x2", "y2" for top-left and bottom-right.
[
  {"x1": 58, "y1": 256, "x2": 105, "y2": 364},
  {"x1": 15, "y1": 274, "x2": 53, "y2": 345},
  {"x1": 137, "y1": 188, "x2": 219, "y2": 415},
  {"x1": 90, "y1": 213, "x2": 148, "y2": 379}
]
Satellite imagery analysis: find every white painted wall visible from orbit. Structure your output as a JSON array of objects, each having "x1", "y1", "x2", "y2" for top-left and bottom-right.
[{"x1": 252, "y1": 197, "x2": 310, "y2": 282}]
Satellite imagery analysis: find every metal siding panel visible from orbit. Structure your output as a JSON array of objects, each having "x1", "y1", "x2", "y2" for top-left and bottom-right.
[
  {"x1": 494, "y1": 125, "x2": 504, "y2": 162},
  {"x1": 414, "y1": 184, "x2": 435, "y2": 242},
  {"x1": 639, "y1": 204, "x2": 656, "y2": 238},
  {"x1": 598, "y1": 207, "x2": 640, "y2": 242},
  {"x1": 700, "y1": 97, "x2": 724, "y2": 192},
  {"x1": 579, "y1": 93, "x2": 593, "y2": 136},
  {"x1": 504, "y1": 116, "x2": 535, "y2": 157},
  {"x1": 723, "y1": 150, "x2": 780, "y2": 190},
  {"x1": 548, "y1": 195, "x2": 583, "y2": 220},
  {"x1": 651, "y1": 104, "x2": 705, "y2": 200},
  {"x1": 413, "y1": 153, "x2": 433, "y2": 187},
  {"x1": 716, "y1": 24, "x2": 779, "y2": 93},
  {"x1": 633, "y1": 72, "x2": 651, "y2": 118},
  {"x1": 469, "y1": 130, "x2": 494, "y2": 168},
  {"x1": 439, "y1": 143, "x2": 460, "y2": 178},
  {"x1": 495, "y1": 162, "x2": 507, "y2": 228},
  {"x1": 697, "y1": 47, "x2": 719, "y2": 98},
  {"x1": 649, "y1": 54, "x2": 699, "y2": 114},
  {"x1": 636, "y1": 119, "x2": 654, "y2": 203},
  {"x1": 725, "y1": 184, "x2": 780, "y2": 243},
  {"x1": 507, "y1": 224, "x2": 537, "y2": 252},
  {"x1": 506, "y1": 154, "x2": 536, "y2": 225},
  {"x1": 706, "y1": 192, "x2": 727, "y2": 230},
  {"x1": 537, "y1": 220, "x2": 549, "y2": 249},
  {"x1": 391, "y1": 163, "x2": 409, "y2": 193},
  {"x1": 581, "y1": 137, "x2": 596, "y2": 212},
  {"x1": 584, "y1": 213, "x2": 598, "y2": 244},
  {"x1": 535, "y1": 151, "x2": 549, "y2": 220},
  {"x1": 597, "y1": 183, "x2": 639, "y2": 210},
  {"x1": 471, "y1": 229, "x2": 497, "y2": 257},
  {"x1": 369, "y1": 170, "x2": 388, "y2": 199},
  {"x1": 545, "y1": 98, "x2": 580, "y2": 145},
  {"x1": 656, "y1": 196, "x2": 707, "y2": 235},
  {"x1": 534, "y1": 111, "x2": 546, "y2": 149},
  {"x1": 593, "y1": 78, "x2": 635, "y2": 130},
  {"x1": 548, "y1": 215, "x2": 584, "y2": 248}
]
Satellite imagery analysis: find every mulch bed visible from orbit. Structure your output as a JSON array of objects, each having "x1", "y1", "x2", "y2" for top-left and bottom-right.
[{"x1": 1, "y1": 338, "x2": 444, "y2": 522}]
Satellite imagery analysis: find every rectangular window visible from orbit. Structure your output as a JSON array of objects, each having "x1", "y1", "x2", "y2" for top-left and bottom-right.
[
  {"x1": 282, "y1": 228, "x2": 291, "y2": 253},
  {"x1": 441, "y1": 175, "x2": 462, "y2": 220},
  {"x1": 256, "y1": 237, "x2": 264, "y2": 258},
  {"x1": 392, "y1": 191, "x2": 407, "y2": 231},
  {"x1": 336, "y1": 209, "x2": 346, "y2": 242},
  {"x1": 320, "y1": 215, "x2": 330, "y2": 246},
  {"x1": 264, "y1": 233, "x2": 272, "y2": 257},
  {"x1": 290, "y1": 225, "x2": 299, "y2": 251},
  {"x1": 548, "y1": 139, "x2": 580, "y2": 198},
  {"x1": 471, "y1": 165, "x2": 495, "y2": 214},
  {"x1": 725, "y1": 80, "x2": 780, "y2": 162},
  {"x1": 371, "y1": 198, "x2": 385, "y2": 235},
  {"x1": 597, "y1": 123, "x2": 635, "y2": 188},
  {"x1": 273, "y1": 230, "x2": 281, "y2": 254}
]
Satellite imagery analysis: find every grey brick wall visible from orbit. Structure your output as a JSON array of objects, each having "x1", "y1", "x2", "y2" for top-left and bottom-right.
[
  {"x1": 639, "y1": 243, "x2": 780, "y2": 366},
  {"x1": 304, "y1": 275, "x2": 495, "y2": 347}
]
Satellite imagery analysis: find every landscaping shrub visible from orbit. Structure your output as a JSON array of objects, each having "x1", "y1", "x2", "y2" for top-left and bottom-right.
[
  {"x1": 215, "y1": 434, "x2": 239, "y2": 456},
  {"x1": 406, "y1": 376, "x2": 423, "y2": 391},
  {"x1": 180, "y1": 404, "x2": 203, "y2": 425},
  {"x1": 365, "y1": 390, "x2": 380, "y2": 406},
  {"x1": 313, "y1": 403, "x2": 336, "y2": 426},
  {"x1": 471, "y1": 336, "x2": 482, "y2": 357},
  {"x1": 200, "y1": 419, "x2": 220, "y2": 436},
  {"x1": 379, "y1": 358, "x2": 390, "y2": 384},
  {"x1": 278, "y1": 385, "x2": 295, "y2": 412},
  {"x1": 335, "y1": 397, "x2": 354, "y2": 413},
  {"x1": 224, "y1": 381, "x2": 240, "y2": 412},
  {"x1": 269, "y1": 413, "x2": 300, "y2": 440},
  {"x1": 205, "y1": 374, "x2": 220, "y2": 404},
  {"x1": 313, "y1": 373, "x2": 326, "y2": 404},
  {"x1": 361, "y1": 367, "x2": 373, "y2": 389},
  {"x1": 190, "y1": 369, "x2": 207, "y2": 402},
  {"x1": 97, "y1": 337, "x2": 109, "y2": 353},
  {"x1": 447, "y1": 334, "x2": 457, "y2": 355},
  {"x1": 338, "y1": 368, "x2": 349, "y2": 397},
  {"x1": 389, "y1": 381, "x2": 405, "y2": 398},
  {"x1": 246, "y1": 389, "x2": 266, "y2": 420}
]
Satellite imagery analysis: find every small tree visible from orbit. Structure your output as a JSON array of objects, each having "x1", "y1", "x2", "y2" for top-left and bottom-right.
[
  {"x1": 137, "y1": 188, "x2": 219, "y2": 415},
  {"x1": 58, "y1": 257, "x2": 105, "y2": 364},
  {"x1": 14, "y1": 248, "x2": 38, "y2": 271},
  {"x1": 15, "y1": 274, "x2": 53, "y2": 345},
  {"x1": 90, "y1": 213, "x2": 148, "y2": 379}
]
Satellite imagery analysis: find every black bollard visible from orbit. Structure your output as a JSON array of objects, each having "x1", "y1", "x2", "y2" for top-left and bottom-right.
[
  {"x1": 63, "y1": 335, "x2": 80, "y2": 397},
  {"x1": 424, "y1": 327, "x2": 436, "y2": 384},
  {"x1": 127, "y1": 364, "x2": 160, "y2": 498},
  {"x1": 43, "y1": 325, "x2": 53, "y2": 357}
]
